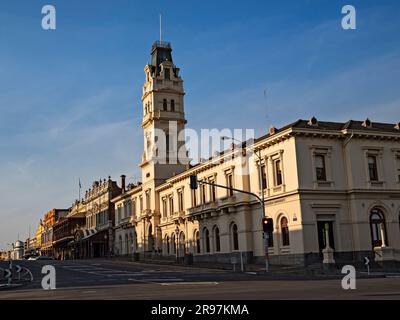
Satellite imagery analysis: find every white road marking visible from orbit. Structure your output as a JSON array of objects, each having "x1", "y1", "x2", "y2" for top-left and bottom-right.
[{"x1": 161, "y1": 281, "x2": 219, "y2": 286}]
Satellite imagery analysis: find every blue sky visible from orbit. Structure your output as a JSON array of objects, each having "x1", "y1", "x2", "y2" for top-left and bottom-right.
[{"x1": 0, "y1": 0, "x2": 399, "y2": 249}]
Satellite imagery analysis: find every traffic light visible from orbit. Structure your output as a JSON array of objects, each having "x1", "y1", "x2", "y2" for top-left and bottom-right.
[
  {"x1": 262, "y1": 218, "x2": 273, "y2": 234},
  {"x1": 190, "y1": 175, "x2": 198, "y2": 190}
]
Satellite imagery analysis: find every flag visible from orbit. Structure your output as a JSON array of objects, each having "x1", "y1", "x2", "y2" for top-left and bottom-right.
[{"x1": 79, "y1": 178, "x2": 82, "y2": 189}]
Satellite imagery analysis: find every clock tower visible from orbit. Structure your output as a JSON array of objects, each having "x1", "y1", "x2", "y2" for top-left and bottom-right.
[{"x1": 140, "y1": 41, "x2": 189, "y2": 187}]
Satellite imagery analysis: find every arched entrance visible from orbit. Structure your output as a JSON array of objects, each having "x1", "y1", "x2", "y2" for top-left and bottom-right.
[
  {"x1": 179, "y1": 232, "x2": 186, "y2": 257},
  {"x1": 147, "y1": 223, "x2": 154, "y2": 252}
]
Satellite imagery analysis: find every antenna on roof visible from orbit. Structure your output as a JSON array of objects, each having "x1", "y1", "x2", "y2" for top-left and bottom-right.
[{"x1": 160, "y1": 14, "x2": 163, "y2": 45}]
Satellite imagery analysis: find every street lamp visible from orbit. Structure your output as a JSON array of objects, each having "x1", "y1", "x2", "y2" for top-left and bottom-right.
[
  {"x1": 175, "y1": 225, "x2": 179, "y2": 263},
  {"x1": 221, "y1": 136, "x2": 269, "y2": 272}
]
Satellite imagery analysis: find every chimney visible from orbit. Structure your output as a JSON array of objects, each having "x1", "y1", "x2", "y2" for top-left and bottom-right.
[
  {"x1": 120, "y1": 175, "x2": 126, "y2": 193},
  {"x1": 269, "y1": 126, "x2": 277, "y2": 135}
]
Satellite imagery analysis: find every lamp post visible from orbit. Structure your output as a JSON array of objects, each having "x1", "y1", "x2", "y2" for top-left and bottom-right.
[
  {"x1": 221, "y1": 136, "x2": 268, "y2": 272},
  {"x1": 175, "y1": 225, "x2": 179, "y2": 263}
]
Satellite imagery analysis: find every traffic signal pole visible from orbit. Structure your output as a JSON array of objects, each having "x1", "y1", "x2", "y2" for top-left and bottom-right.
[{"x1": 195, "y1": 179, "x2": 269, "y2": 272}]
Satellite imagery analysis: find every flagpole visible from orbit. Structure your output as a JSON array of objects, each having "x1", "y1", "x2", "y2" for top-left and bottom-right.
[{"x1": 79, "y1": 178, "x2": 81, "y2": 202}]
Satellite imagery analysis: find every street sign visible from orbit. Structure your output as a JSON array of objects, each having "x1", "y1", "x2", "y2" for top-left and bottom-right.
[{"x1": 15, "y1": 265, "x2": 22, "y2": 273}]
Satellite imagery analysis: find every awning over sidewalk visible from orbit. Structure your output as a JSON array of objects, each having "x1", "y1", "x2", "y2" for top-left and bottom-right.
[{"x1": 82, "y1": 228, "x2": 99, "y2": 240}]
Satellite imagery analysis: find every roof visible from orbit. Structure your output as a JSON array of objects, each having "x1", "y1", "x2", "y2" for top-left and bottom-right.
[{"x1": 255, "y1": 118, "x2": 400, "y2": 143}]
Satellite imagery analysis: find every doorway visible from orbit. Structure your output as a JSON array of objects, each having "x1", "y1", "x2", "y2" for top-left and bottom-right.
[{"x1": 317, "y1": 221, "x2": 335, "y2": 255}]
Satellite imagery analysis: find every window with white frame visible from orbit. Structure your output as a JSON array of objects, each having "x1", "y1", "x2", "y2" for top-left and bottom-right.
[
  {"x1": 162, "y1": 198, "x2": 167, "y2": 217},
  {"x1": 368, "y1": 155, "x2": 379, "y2": 181},
  {"x1": 280, "y1": 217, "x2": 290, "y2": 246},
  {"x1": 178, "y1": 189, "x2": 184, "y2": 212},
  {"x1": 209, "y1": 176, "x2": 216, "y2": 202},
  {"x1": 364, "y1": 148, "x2": 383, "y2": 184},
  {"x1": 310, "y1": 147, "x2": 332, "y2": 185},
  {"x1": 169, "y1": 195, "x2": 174, "y2": 216},
  {"x1": 273, "y1": 159, "x2": 283, "y2": 186},
  {"x1": 225, "y1": 170, "x2": 235, "y2": 196},
  {"x1": 200, "y1": 183, "x2": 207, "y2": 204},
  {"x1": 260, "y1": 163, "x2": 267, "y2": 190},
  {"x1": 139, "y1": 196, "x2": 143, "y2": 213},
  {"x1": 315, "y1": 155, "x2": 327, "y2": 181}
]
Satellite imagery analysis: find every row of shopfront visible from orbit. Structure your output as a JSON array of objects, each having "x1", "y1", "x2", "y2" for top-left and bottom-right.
[{"x1": 51, "y1": 218, "x2": 111, "y2": 260}]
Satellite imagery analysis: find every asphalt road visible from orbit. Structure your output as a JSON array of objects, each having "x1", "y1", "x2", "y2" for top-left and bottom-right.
[{"x1": 1, "y1": 259, "x2": 400, "y2": 300}]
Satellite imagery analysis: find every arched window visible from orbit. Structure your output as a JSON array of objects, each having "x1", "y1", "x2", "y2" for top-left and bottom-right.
[
  {"x1": 195, "y1": 231, "x2": 201, "y2": 254},
  {"x1": 370, "y1": 208, "x2": 387, "y2": 248},
  {"x1": 171, "y1": 99, "x2": 175, "y2": 111},
  {"x1": 214, "y1": 226, "x2": 221, "y2": 252},
  {"x1": 281, "y1": 217, "x2": 290, "y2": 246},
  {"x1": 203, "y1": 228, "x2": 210, "y2": 253},
  {"x1": 231, "y1": 223, "x2": 239, "y2": 251},
  {"x1": 163, "y1": 99, "x2": 168, "y2": 111}
]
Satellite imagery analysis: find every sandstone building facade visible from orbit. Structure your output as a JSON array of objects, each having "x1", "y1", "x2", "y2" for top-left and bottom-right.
[{"x1": 111, "y1": 41, "x2": 400, "y2": 266}]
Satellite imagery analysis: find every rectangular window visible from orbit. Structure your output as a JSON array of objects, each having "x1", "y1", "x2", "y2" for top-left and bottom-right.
[
  {"x1": 146, "y1": 191, "x2": 151, "y2": 209},
  {"x1": 209, "y1": 179, "x2": 216, "y2": 202},
  {"x1": 139, "y1": 196, "x2": 143, "y2": 213},
  {"x1": 122, "y1": 204, "x2": 126, "y2": 219},
  {"x1": 201, "y1": 184, "x2": 207, "y2": 204},
  {"x1": 368, "y1": 156, "x2": 378, "y2": 181},
  {"x1": 169, "y1": 196, "x2": 174, "y2": 216},
  {"x1": 226, "y1": 173, "x2": 234, "y2": 196},
  {"x1": 260, "y1": 164, "x2": 267, "y2": 190},
  {"x1": 315, "y1": 155, "x2": 327, "y2": 181},
  {"x1": 274, "y1": 159, "x2": 283, "y2": 186},
  {"x1": 171, "y1": 100, "x2": 175, "y2": 112},
  {"x1": 162, "y1": 198, "x2": 167, "y2": 217},
  {"x1": 178, "y1": 190, "x2": 184, "y2": 212}
]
